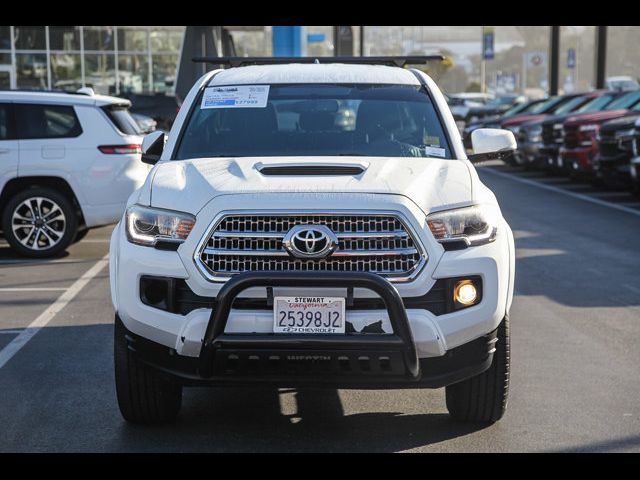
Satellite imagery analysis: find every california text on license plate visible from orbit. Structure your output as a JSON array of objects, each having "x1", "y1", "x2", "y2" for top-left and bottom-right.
[{"x1": 273, "y1": 296, "x2": 346, "y2": 334}]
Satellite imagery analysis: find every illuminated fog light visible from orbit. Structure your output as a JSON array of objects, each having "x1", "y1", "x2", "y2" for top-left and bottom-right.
[{"x1": 454, "y1": 280, "x2": 478, "y2": 306}]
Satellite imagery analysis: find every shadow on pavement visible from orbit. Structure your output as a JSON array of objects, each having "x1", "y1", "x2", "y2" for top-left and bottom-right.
[
  {"x1": 0, "y1": 244, "x2": 70, "y2": 263},
  {"x1": 0, "y1": 324, "x2": 489, "y2": 452},
  {"x1": 113, "y1": 387, "x2": 487, "y2": 452}
]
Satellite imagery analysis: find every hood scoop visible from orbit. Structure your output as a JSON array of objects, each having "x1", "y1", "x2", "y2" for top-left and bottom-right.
[{"x1": 255, "y1": 161, "x2": 367, "y2": 176}]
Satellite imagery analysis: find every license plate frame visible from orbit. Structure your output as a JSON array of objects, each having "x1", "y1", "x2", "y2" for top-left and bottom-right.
[{"x1": 273, "y1": 296, "x2": 346, "y2": 334}]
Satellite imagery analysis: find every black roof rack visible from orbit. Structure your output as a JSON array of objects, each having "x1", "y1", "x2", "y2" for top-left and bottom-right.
[{"x1": 192, "y1": 55, "x2": 445, "y2": 68}]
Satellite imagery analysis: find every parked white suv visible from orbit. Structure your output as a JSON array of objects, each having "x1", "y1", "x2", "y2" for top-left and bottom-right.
[
  {"x1": 0, "y1": 89, "x2": 149, "y2": 257},
  {"x1": 110, "y1": 57, "x2": 517, "y2": 425}
]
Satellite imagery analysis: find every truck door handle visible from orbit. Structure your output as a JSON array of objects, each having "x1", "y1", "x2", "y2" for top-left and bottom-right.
[{"x1": 0, "y1": 148, "x2": 11, "y2": 154}]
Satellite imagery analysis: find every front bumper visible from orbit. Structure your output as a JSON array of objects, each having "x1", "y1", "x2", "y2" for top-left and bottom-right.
[
  {"x1": 631, "y1": 156, "x2": 640, "y2": 186},
  {"x1": 518, "y1": 141, "x2": 543, "y2": 165},
  {"x1": 110, "y1": 193, "x2": 515, "y2": 389},
  {"x1": 538, "y1": 145, "x2": 563, "y2": 171},
  {"x1": 120, "y1": 298, "x2": 498, "y2": 390},
  {"x1": 594, "y1": 153, "x2": 633, "y2": 188},
  {"x1": 560, "y1": 145, "x2": 597, "y2": 176}
]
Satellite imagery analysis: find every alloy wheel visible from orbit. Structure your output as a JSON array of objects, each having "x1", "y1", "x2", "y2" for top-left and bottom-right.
[{"x1": 11, "y1": 196, "x2": 67, "y2": 251}]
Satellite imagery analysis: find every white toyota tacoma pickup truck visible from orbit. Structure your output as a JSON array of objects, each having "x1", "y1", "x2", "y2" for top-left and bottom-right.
[{"x1": 109, "y1": 57, "x2": 517, "y2": 425}]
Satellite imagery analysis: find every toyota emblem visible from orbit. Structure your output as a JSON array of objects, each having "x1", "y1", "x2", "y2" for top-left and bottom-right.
[{"x1": 283, "y1": 225, "x2": 338, "y2": 259}]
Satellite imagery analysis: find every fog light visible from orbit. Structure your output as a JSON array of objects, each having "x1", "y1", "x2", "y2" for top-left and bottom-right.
[{"x1": 454, "y1": 279, "x2": 478, "y2": 306}]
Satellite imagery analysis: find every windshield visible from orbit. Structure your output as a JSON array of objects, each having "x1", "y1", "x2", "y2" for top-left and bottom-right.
[
  {"x1": 487, "y1": 96, "x2": 516, "y2": 106},
  {"x1": 528, "y1": 97, "x2": 561, "y2": 114},
  {"x1": 576, "y1": 95, "x2": 613, "y2": 113},
  {"x1": 554, "y1": 96, "x2": 588, "y2": 115},
  {"x1": 175, "y1": 84, "x2": 453, "y2": 160},
  {"x1": 605, "y1": 91, "x2": 640, "y2": 110},
  {"x1": 502, "y1": 102, "x2": 529, "y2": 117}
]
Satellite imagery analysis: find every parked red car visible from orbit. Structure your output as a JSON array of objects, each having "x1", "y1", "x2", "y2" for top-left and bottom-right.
[{"x1": 560, "y1": 91, "x2": 640, "y2": 179}]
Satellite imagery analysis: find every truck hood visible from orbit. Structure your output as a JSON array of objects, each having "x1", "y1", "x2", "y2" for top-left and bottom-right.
[
  {"x1": 148, "y1": 156, "x2": 473, "y2": 215},
  {"x1": 599, "y1": 113, "x2": 640, "y2": 133},
  {"x1": 565, "y1": 109, "x2": 628, "y2": 125},
  {"x1": 501, "y1": 114, "x2": 547, "y2": 127}
]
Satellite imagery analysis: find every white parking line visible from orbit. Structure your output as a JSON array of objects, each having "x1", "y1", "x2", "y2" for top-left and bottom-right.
[
  {"x1": 481, "y1": 167, "x2": 640, "y2": 218},
  {"x1": 0, "y1": 254, "x2": 109, "y2": 370},
  {"x1": 0, "y1": 288, "x2": 68, "y2": 292}
]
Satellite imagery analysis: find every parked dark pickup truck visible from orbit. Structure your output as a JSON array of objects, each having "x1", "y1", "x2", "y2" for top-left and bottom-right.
[
  {"x1": 560, "y1": 91, "x2": 640, "y2": 180},
  {"x1": 517, "y1": 91, "x2": 610, "y2": 169},
  {"x1": 538, "y1": 91, "x2": 622, "y2": 173},
  {"x1": 594, "y1": 114, "x2": 640, "y2": 189},
  {"x1": 462, "y1": 98, "x2": 545, "y2": 150}
]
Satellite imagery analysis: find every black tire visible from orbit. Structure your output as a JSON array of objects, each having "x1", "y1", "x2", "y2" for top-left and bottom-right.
[
  {"x1": 114, "y1": 315, "x2": 182, "y2": 425},
  {"x1": 445, "y1": 315, "x2": 510, "y2": 423},
  {"x1": 1, "y1": 187, "x2": 78, "y2": 258}
]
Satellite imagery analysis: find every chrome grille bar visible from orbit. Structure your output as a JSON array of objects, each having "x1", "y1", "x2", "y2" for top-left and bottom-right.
[
  {"x1": 212, "y1": 230, "x2": 410, "y2": 239},
  {"x1": 203, "y1": 247, "x2": 420, "y2": 257},
  {"x1": 196, "y1": 213, "x2": 426, "y2": 283}
]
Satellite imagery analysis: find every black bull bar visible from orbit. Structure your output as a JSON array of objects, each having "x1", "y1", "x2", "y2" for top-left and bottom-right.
[{"x1": 197, "y1": 271, "x2": 420, "y2": 380}]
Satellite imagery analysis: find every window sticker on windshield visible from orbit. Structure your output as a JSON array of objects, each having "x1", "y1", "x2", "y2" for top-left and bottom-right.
[
  {"x1": 425, "y1": 146, "x2": 446, "y2": 158},
  {"x1": 423, "y1": 135, "x2": 440, "y2": 146},
  {"x1": 201, "y1": 85, "x2": 270, "y2": 109}
]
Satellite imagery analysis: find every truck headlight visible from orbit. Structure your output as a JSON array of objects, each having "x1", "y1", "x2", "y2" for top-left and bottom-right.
[
  {"x1": 126, "y1": 205, "x2": 195, "y2": 247},
  {"x1": 427, "y1": 204, "x2": 499, "y2": 247},
  {"x1": 525, "y1": 126, "x2": 542, "y2": 142}
]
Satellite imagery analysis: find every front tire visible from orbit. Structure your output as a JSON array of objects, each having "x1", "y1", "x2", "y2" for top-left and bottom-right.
[
  {"x1": 114, "y1": 315, "x2": 182, "y2": 424},
  {"x1": 1, "y1": 187, "x2": 78, "y2": 258},
  {"x1": 445, "y1": 315, "x2": 510, "y2": 423}
]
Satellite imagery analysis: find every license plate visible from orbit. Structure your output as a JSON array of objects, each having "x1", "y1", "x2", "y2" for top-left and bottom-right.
[{"x1": 273, "y1": 296, "x2": 345, "y2": 334}]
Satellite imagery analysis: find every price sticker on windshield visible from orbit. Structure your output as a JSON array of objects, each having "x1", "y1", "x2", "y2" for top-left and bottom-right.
[
  {"x1": 201, "y1": 85, "x2": 270, "y2": 109},
  {"x1": 425, "y1": 146, "x2": 446, "y2": 158}
]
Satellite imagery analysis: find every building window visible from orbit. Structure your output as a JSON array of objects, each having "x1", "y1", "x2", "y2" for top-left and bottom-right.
[
  {"x1": 84, "y1": 26, "x2": 115, "y2": 52},
  {"x1": 85, "y1": 54, "x2": 116, "y2": 95},
  {"x1": 152, "y1": 54, "x2": 178, "y2": 93},
  {"x1": 49, "y1": 26, "x2": 81, "y2": 51},
  {"x1": 0, "y1": 26, "x2": 11, "y2": 51},
  {"x1": 117, "y1": 27, "x2": 148, "y2": 52},
  {"x1": 16, "y1": 54, "x2": 48, "y2": 89},
  {"x1": 14, "y1": 26, "x2": 47, "y2": 50},
  {"x1": 50, "y1": 53, "x2": 82, "y2": 92},
  {"x1": 150, "y1": 27, "x2": 184, "y2": 53},
  {"x1": 118, "y1": 54, "x2": 149, "y2": 94},
  {"x1": 606, "y1": 26, "x2": 640, "y2": 83}
]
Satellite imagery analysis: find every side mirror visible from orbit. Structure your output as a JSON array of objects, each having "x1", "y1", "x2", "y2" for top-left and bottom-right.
[
  {"x1": 468, "y1": 128, "x2": 517, "y2": 164},
  {"x1": 141, "y1": 131, "x2": 166, "y2": 165}
]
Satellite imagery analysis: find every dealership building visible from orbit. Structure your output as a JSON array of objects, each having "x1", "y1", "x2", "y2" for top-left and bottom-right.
[{"x1": 1, "y1": 26, "x2": 638, "y2": 101}]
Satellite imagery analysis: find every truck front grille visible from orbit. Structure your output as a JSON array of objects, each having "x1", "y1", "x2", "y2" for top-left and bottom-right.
[
  {"x1": 197, "y1": 213, "x2": 426, "y2": 282},
  {"x1": 542, "y1": 122, "x2": 563, "y2": 145},
  {"x1": 564, "y1": 125, "x2": 580, "y2": 148}
]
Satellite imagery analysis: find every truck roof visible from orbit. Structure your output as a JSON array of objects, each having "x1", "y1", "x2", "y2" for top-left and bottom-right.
[
  {"x1": 207, "y1": 63, "x2": 422, "y2": 86},
  {"x1": 0, "y1": 90, "x2": 131, "y2": 107}
]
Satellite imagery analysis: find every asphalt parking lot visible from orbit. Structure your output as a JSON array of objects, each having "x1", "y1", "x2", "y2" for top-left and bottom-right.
[{"x1": 1, "y1": 163, "x2": 639, "y2": 452}]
